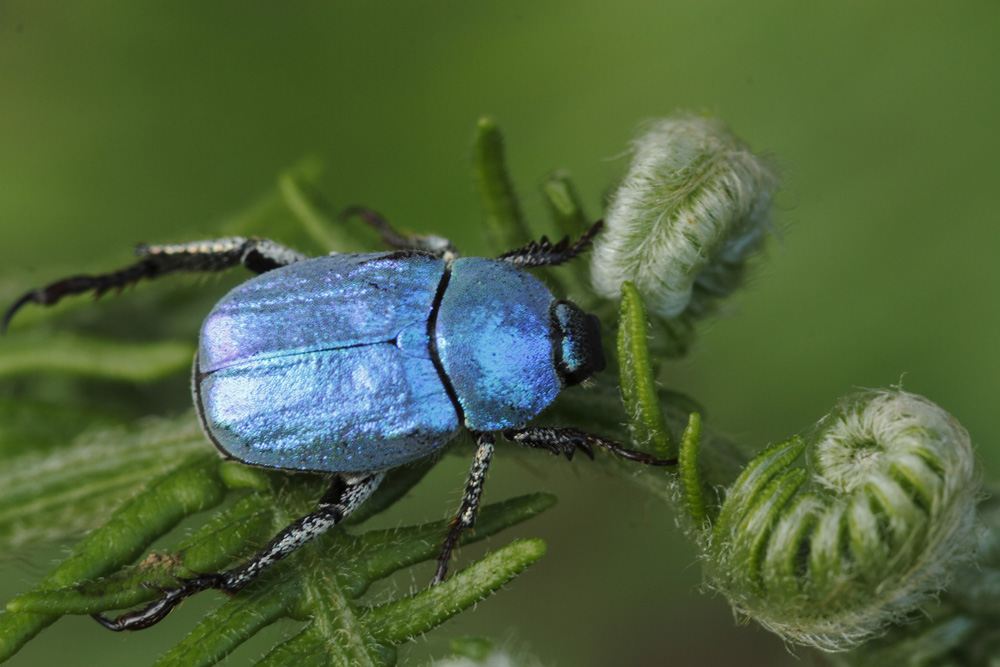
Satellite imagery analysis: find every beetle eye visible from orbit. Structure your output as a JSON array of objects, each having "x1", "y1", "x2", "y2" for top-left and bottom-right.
[{"x1": 552, "y1": 301, "x2": 606, "y2": 386}]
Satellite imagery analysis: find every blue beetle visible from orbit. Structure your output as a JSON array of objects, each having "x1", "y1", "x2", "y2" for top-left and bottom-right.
[{"x1": 3, "y1": 210, "x2": 674, "y2": 631}]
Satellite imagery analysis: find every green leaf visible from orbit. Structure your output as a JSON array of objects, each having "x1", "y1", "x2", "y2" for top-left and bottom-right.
[
  {"x1": 0, "y1": 332, "x2": 193, "y2": 381},
  {"x1": 363, "y1": 538, "x2": 548, "y2": 642},
  {"x1": 11, "y1": 492, "x2": 280, "y2": 615},
  {"x1": 540, "y1": 171, "x2": 592, "y2": 292},
  {"x1": 0, "y1": 414, "x2": 206, "y2": 551},
  {"x1": 1, "y1": 453, "x2": 225, "y2": 661},
  {"x1": 277, "y1": 167, "x2": 366, "y2": 254},
  {"x1": 540, "y1": 170, "x2": 588, "y2": 240},
  {"x1": 219, "y1": 157, "x2": 370, "y2": 257},
  {"x1": 617, "y1": 281, "x2": 675, "y2": 458},
  {"x1": 0, "y1": 408, "x2": 555, "y2": 664},
  {"x1": 342, "y1": 493, "x2": 556, "y2": 596},
  {"x1": 472, "y1": 117, "x2": 533, "y2": 254},
  {"x1": 679, "y1": 412, "x2": 709, "y2": 526}
]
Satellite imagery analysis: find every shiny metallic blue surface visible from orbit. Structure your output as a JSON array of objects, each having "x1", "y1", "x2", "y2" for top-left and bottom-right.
[
  {"x1": 436, "y1": 258, "x2": 560, "y2": 431},
  {"x1": 554, "y1": 303, "x2": 584, "y2": 373},
  {"x1": 198, "y1": 344, "x2": 458, "y2": 472},
  {"x1": 196, "y1": 251, "x2": 575, "y2": 473},
  {"x1": 199, "y1": 253, "x2": 443, "y2": 372},
  {"x1": 196, "y1": 252, "x2": 459, "y2": 472}
]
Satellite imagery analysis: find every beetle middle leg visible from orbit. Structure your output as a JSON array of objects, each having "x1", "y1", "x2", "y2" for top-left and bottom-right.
[
  {"x1": 502, "y1": 427, "x2": 677, "y2": 467},
  {"x1": 2, "y1": 237, "x2": 308, "y2": 333},
  {"x1": 340, "y1": 205, "x2": 458, "y2": 262},
  {"x1": 432, "y1": 431, "x2": 495, "y2": 586},
  {"x1": 92, "y1": 470, "x2": 385, "y2": 631}
]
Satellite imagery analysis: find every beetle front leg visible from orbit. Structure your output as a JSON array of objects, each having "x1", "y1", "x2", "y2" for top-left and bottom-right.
[
  {"x1": 502, "y1": 427, "x2": 677, "y2": 467},
  {"x1": 432, "y1": 431, "x2": 495, "y2": 586},
  {"x1": 496, "y1": 220, "x2": 603, "y2": 269},
  {"x1": 92, "y1": 470, "x2": 384, "y2": 631},
  {"x1": 340, "y1": 205, "x2": 459, "y2": 262},
  {"x1": 2, "y1": 237, "x2": 308, "y2": 332}
]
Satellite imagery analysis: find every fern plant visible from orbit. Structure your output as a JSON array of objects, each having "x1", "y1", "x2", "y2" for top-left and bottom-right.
[
  {"x1": 0, "y1": 116, "x2": 993, "y2": 666},
  {"x1": 0, "y1": 119, "x2": 670, "y2": 665}
]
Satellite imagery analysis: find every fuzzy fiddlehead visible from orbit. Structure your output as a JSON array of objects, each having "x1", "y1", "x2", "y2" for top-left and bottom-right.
[
  {"x1": 591, "y1": 113, "x2": 779, "y2": 321},
  {"x1": 694, "y1": 390, "x2": 978, "y2": 650},
  {"x1": 598, "y1": 115, "x2": 982, "y2": 655},
  {"x1": 616, "y1": 274, "x2": 981, "y2": 651}
]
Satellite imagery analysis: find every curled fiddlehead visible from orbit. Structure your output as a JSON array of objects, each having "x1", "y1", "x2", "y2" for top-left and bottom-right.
[{"x1": 700, "y1": 390, "x2": 978, "y2": 650}]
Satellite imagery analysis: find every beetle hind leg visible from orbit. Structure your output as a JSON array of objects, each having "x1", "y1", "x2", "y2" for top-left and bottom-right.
[
  {"x1": 92, "y1": 471, "x2": 384, "y2": 631},
  {"x1": 137, "y1": 237, "x2": 310, "y2": 275},
  {"x1": 2, "y1": 237, "x2": 308, "y2": 333},
  {"x1": 340, "y1": 205, "x2": 459, "y2": 261},
  {"x1": 432, "y1": 431, "x2": 495, "y2": 586}
]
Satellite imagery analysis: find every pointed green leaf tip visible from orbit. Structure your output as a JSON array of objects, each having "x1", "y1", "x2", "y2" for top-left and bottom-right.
[
  {"x1": 541, "y1": 172, "x2": 592, "y2": 289},
  {"x1": 617, "y1": 281, "x2": 675, "y2": 458},
  {"x1": 679, "y1": 412, "x2": 708, "y2": 526},
  {"x1": 473, "y1": 117, "x2": 533, "y2": 253},
  {"x1": 364, "y1": 538, "x2": 547, "y2": 642},
  {"x1": 541, "y1": 171, "x2": 587, "y2": 239}
]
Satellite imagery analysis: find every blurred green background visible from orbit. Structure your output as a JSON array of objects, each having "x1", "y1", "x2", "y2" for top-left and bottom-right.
[{"x1": 1, "y1": 2, "x2": 998, "y2": 665}]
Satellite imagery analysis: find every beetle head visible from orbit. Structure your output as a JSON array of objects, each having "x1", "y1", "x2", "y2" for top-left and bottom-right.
[{"x1": 552, "y1": 301, "x2": 606, "y2": 386}]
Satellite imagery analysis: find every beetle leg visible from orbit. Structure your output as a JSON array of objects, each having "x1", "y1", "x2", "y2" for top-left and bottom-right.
[
  {"x1": 502, "y1": 427, "x2": 677, "y2": 467},
  {"x1": 431, "y1": 431, "x2": 495, "y2": 586},
  {"x1": 340, "y1": 205, "x2": 459, "y2": 262},
  {"x1": 496, "y1": 220, "x2": 603, "y2": 269},
  {"x1": 2, "y1": 237, "x2": 308, "y2": 332},
  {"x1": 91, "y1": 471, "x2": 384, "y2": 631}
]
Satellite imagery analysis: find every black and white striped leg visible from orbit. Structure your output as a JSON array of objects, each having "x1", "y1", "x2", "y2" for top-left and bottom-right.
[
  {"x1": 496, "y1": 220, "x2": 603, "y2": 269},
  {"x1": 340, "y1": 205, "x2": 458, "y2": 262},
  {"x1": 502, "y1": 427, "x2": 677, "y2": 467},
  {"x1": 2, "y1": 237, "x2": 308, "y2": 332},
  {"x1": 431, "y1": 432, "x2": 495, "y2": 586},
  {"x1": 92, "y1": 471, "x2": 384, "y2": 632}
]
